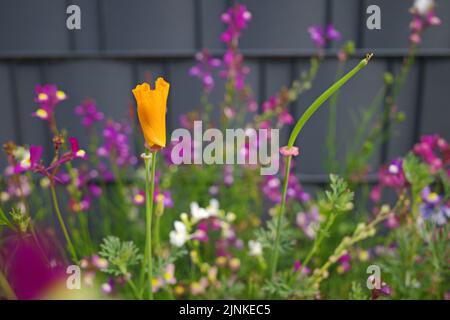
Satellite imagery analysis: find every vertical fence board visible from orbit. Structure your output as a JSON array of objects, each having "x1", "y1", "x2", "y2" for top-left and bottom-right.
[
  {"x1": 102, "y1": 0, "x2": 196, "y2": 52},
  {"x1": 420, "y1": 59, "x2": 450, "y2": 139},
  {"x1": 0, "y1": 0, "x2": 69, "y2": 54},
  {"x1": 44, "y1": 61, "x2": 135, "y2": 151},
  {"x1": 239, "y1": 0, "x2": 326, "y2": 50},
  {"x1": 0, "y1": 64, "x2": 17, "y2": 167}
]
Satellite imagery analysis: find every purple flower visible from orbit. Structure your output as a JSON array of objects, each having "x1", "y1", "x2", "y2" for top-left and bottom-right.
[
  {"x1": 189, "y1": 49, "x2": 221, "y2": 92},
  {"x1": 224, "y1": 165, "x2": 234, "y2": 186},
  {"x1": 421, "y1": 186, "x2": 441, "y2": 205},
  {"x1": 308, "y1": 24, "x2": 341, "y2": 48},
  {"x1": 97, "y1": 120, "x2": 137, "y2": 169},
  {"x1": 420, "y1": 203, "x2": 450, "y2": 226},
  {"x1": 263, "y1": 162, "x2": 310, "y2": 204},
  {"x1": 75, "y1": 100, "x2": 104, "y2": 128}
]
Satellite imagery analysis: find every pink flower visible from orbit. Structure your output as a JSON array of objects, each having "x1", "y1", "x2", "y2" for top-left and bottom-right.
[{"x1": 279, "y1": 146, "x2": 299, "y2": 157}]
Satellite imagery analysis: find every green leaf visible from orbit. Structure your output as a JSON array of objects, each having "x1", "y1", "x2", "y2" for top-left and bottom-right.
[{"x1": 99, "y1": 236, "x2": 142, "y2": 277}]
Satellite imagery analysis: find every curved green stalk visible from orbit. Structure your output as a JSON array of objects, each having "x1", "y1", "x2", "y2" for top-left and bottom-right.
[
  {"x1": 287, "y1": 54, "x2": 373, "y2": 148},
  {"x1": 269, "y1": 54, "x2": 373, "y2": 279}
]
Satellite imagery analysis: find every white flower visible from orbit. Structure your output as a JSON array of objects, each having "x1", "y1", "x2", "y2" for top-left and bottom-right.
[
  {"x1": 170, "y1": 221, "x2": 189, "y2": 247},
  {"x1": 248, "y1": 240, "x2": 263, "y2": 257},
  {"x1": 207, "y1": 199, "x2": 219, "y2": 216},
  {"x1": 413, "y1": 0, "x2": 434, "y2": 16},
  {"x1": 190, "y1": 202, "x2": 210, "y2": 222}
]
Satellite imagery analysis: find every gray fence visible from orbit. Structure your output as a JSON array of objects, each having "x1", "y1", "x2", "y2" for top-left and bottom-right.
[{"x1": 0, "y1": 0, "x2": 449, "y2": 184}]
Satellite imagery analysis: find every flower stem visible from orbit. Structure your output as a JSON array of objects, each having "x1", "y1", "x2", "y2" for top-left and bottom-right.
[
  {"x1": 50, "y1": 184, "x2": 78, "y2": 262},
  {"x1": 269, "y1": 155, "x2": 291, "y2": 278},
  {"x1": 144, "y1": 151, "x2": 157, "y2": 300},
  {"x1": 287, "y1": 54, "x2": 373, "y2": 148},
  {"x1": 269, "y1": 54, "x2": 373, "y2": 279}
]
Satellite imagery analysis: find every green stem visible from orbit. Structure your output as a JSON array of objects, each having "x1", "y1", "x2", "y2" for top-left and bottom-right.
[
  {"x1": 144, "y1": 151, "x2": 157, "y2": 300},
  {"x1": 153, "y1": 210, "x2": 162, "y2": 256},
  {"x1": 326, "y1": 63, "x2": 345, "y2": 173},
  {"x1": 0, "y1": 269, "x2": 16, "y2": 300},
  {"x1": 269, "y1": 54, "x2": 373, "y2": 279},
  {"x1": 269, "y1": 155, "x2": 291, "y2": 278},
  {"x1": 288, "y1": 54, "x2": 373, "y2": 148},
  {"x1": 50, "y1": 184, "x2": 78, "y2": 262}
]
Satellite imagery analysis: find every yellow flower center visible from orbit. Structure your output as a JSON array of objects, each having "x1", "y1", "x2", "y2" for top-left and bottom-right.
[
  {"x1": 56, "y1": 90, "x2": 66, "y2": 100},
  {"x1": 428, "y1": 192, "x2": 439, "y2": 202},
  {"x1": 20, "y1": 157, "x2": 31, "y2": 169},
  {"x1": 134, "y1": 194, "x2": 144, "y2": 203},
  {"x1": 163, "y1": 272, "x2": 172, "y2": 281},
  {"x1": 151, "y1": 278, "x2": 160, "y2": 287},
  {"x1": 35, "y1": 108, "x2": 48, "y2": 119},
  {"x1": 38, "y1": 93, "x2": 48, "y2": 101},
  {"x1": 358, "y1": 250, "x2": 370, "y2": 262},
  {"x1": 76, "y1": 150, "x2": 86, "y2": 158}
]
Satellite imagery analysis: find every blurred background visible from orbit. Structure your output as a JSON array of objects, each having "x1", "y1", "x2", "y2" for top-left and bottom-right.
[{"x1": 0, "y1": 0, "x2": 449, "y2": 188}]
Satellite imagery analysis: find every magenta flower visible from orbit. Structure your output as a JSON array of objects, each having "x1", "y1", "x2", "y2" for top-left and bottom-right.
[
  {"x1": 75, "y1": 100, "x2": 104, "y2": 127},
  {"x1": 2, "y1": 237, "x2": 65, "y2": 299},
  {"x1": 219, "y1": 4, "x2": 252, "y2": 92},
  {"x1": 293, "y1": 260, "x2": 311, "y2": 275},
  {"x1": 414, "y1": 135, "x2": 449, "y2": 173},
  {"x1": 220, "y1": 4, "x2": 252, "y2": 44},
  {"x1": 368, "y1": 275, "x2": 392, "y2": 300},
  {"x1": 32, "y1": 84, "x2": 67, "y2": 120},
  {"x1": 308, "y1": 24, "x2": 341, "y2": 48},
  {"x1": 337, "y1": 253, "x2": 352, "y2": 274},
  {"x1": 14, "y1": 138, "x2": 87, "y2": 184},
  {"x1": 132, "y1": 190, "x2": 146, "y2": 206},
  {"x1": 32, "y1": 84, "x2": 67, "y2": 133},
  {"x1": 378, "y1": 158, "x2": 406, "y2": 189},
  {"x1": 409, "y1": 0, "x2": 441, "y2": 44}
]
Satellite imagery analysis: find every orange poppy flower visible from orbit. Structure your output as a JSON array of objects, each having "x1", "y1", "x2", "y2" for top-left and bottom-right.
[{"x1": 132, "y1": 77, "x2": 170, "y2": 149}]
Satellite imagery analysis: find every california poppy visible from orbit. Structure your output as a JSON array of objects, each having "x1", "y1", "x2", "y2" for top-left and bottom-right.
[{"x1": 132, "y1": 77, "x2": 170, "y2": 149}]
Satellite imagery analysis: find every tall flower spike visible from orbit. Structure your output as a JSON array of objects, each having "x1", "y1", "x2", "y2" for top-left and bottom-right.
[{"x1": 133, "y1": 78, "x2": 170, "y2": 150}]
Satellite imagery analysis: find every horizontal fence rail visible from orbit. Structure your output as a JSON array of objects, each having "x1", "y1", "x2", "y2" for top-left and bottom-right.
[{"x1": 0, "y1": 0, "x2": 449, "y2": 184}]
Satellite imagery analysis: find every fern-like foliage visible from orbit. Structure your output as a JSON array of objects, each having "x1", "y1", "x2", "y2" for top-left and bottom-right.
[
  {"x1": 99, "y1": 236, "x2": 142, "y2": 277},
  {"x1": 254, "y1": 216, "x2": 295, "y2": 255}
]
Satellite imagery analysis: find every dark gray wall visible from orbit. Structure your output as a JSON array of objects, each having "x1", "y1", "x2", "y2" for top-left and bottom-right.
[{"x1": 0, "y1": 0, "x2": 449, "y2": 183}]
